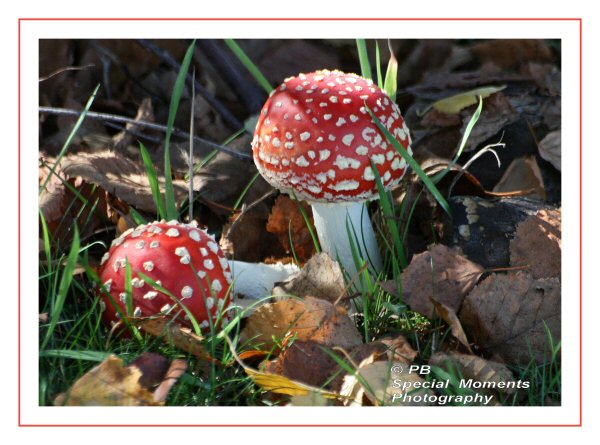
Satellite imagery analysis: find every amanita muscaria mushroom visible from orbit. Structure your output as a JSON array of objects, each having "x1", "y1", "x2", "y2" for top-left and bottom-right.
[
  {"x1": 98, "y1": 220, "x2": 231, "y2": 331},
  {"x1": 252, "y1": 69, "x2": 412, "y2": 276}
]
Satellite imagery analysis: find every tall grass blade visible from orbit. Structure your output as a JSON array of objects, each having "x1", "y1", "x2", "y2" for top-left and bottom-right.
[
  {"x1": 375, "y1": 41, "x2": 383, "y2": 88},
  {"x1": 366, "y1": 106, "x2": 451, "y2": 216},
  {"x1": 224, "y1": 39, "x2": 273, "y2": 94},
  {"x1": 356, "y1": 39, "x2": 372, "y2": 80},
  {"x1": 40, "y1": 85, "x2": 100, "y2": 192},
  {"x1": 139, "y1": 142, "x2": 166, "y2": 219},
  {"x1": 433, "y1": 96, "x2": 483, "y2": 183},
  {"x1": 370, "y1": 160, "x2": 407, "y2": 268},
  {"x1": 41, "y1": 227, "x2": 80, "y2": 349},
  {"x1": 164, "y1": 40, "x2": 197, "y2": 221},
  {"x1": 292, "y1": 191, "x2": 321, "y2": 253},
  {"x1": 383, "y1": 40, "x2": 398, "y2": 103}
]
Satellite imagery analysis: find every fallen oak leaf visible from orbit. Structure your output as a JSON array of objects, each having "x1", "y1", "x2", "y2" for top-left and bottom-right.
[
  {"x1": 54, "y1": 353, "x2": 184, "y2": 406},
  {"x1": 459, "y1": 272, "x2": 561, "y2": 366},
  {"x1": 429, "y1": 351, "x2": 522, "y2": 404},
  {"x1": 222, "y1": 334, "x2": 343, "y2": 400},
  {"x1": 430, "y1": 298, "x2": 473, "y2": 354},
  {"x1": 240, "y1": 296, "x2": 362, "y2": 350},
  {"x1": 133, "y1": 316, "x2": 216, "y2": 363},
  {"x1": 272, "y1": 253, "x2": 347, "y2": 307},
  {"x1": 382, "y1": 244, "x2": 484, "y2": 319}
]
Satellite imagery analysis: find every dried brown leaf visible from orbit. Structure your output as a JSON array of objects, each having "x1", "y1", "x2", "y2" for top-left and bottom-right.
[
  {"x1": 429, "y1": 351, "x2": 520, "y2": 402},
  {"x1": 136, "y1": 316, "x2": 213, "y2": 361},
  {"x1": 60, "y1": 149, "x2": 187, "y2": 213},
  {"x1": 459, "y1": 272, "x2": 561, "y2": 365},
  {"x1": 240, "y1": 296, "x2": 362, "y2": 350},
  {"x1": 54, "y1": 355, "x2": 159, "y2": 406},
  {"x1": 384, "y1": 244, "x2": 484, "y2": 318},
  {"x1": 510, "y1": 208, "x2": 561, "y2": 279},
  {"x1": 340, "y1": 356, "x2": 434, "y2": 406},
  {"x1": 538, "y1": 130, "x2": 561, "y2": 171},
  {"x1": 266, "y1": 195, "x2": 316, "y2": 262},
  {"x1": 493, "y1": 155, "x2": 546, "y2": 199},
  {"x1": 273, "y1": 253, "x2": 346, "y2": 306},
  {"x1": 430, "y1": 299, "x2": 473, "y2": 354}
]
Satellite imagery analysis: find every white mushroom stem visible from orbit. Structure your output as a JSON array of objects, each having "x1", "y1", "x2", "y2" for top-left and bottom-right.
[
  {"x1": 311, "y1": 201, "x2": 383, "y2": 278},
  {"x1": 227, "y1": 260, "x2": 300, "y2": 300}
]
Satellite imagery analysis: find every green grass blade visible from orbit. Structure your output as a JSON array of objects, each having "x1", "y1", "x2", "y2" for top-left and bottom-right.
[
  {"x1": 383, "y1": 40, "x2": 398, "y2": 103},
  {"x1": 39, "y1": 210, "x2": 53, "y2": 276},
  {"x1": 140, "y1": 142, "x2": 166, "y2": 219},
  {"x1": 129, "y1": 207, "x2": 147, "y2": 225},
  {"x1": 356, "y1": 39, "x2": 372, "y2": 80},
  {"x1": 39, "y1": 84, "x2": 100, "y2": 193},
  {"x1": 41, "y1": 227, "x2": 80, "y2": 350},
  {"x1": 432, "y1": 96, "x2": 483, "y2": 183},
  {"x1": 370, "y1": 160, "x2": 407, "y2": 269},
  {"x1": 375, "y1": 41, "x2": 383, "y2": 88},
  {"x1": 366, "y1": 106, "x2": 451, "y2": 216},
  {"x1": 224, "y1": 39, "x2": 273, "y2": 94},
  {"x1": 39, "y1": 350, "x2": 111, "y2": 362},
  {"x1": 291, "y1": 191, "x2": 321, "y2": 253},
  {"x1": 124, "y1": 258, "x2": 134, "y2": 316},
  {"x1": 233, "y1": 171, "x2": 260, "y2": 211},
  {"x1": 164, "y1": 40, "x2": 196, "y2": 221}
]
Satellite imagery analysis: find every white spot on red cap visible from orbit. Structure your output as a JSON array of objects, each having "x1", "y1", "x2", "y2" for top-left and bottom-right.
[
  {"x1": 295, "y1": 156, "x2": 310, "y2": 167},
  {"x1": 189, "y1": 230, "x2": 201, "y2": 242},
  {"x1": 334, "y1": 155, "x2": 361, "y2": 170},
  {"x1": 319, "y1": 150, "x2": 331, "y2": 161},
  {"x1": 364, "y1": 166, "x2": 375, "y2": 181},
  {"x1": 135, "y1": 240, "x2": 146, "y2": 249},
  {"x1": 181, "y1": 286, "x2": 193, "y2": 299},
  {"x1": 150, "y1": 241, "x2": 160, "y2": 249},
  {"x1": 204, "y1": 259, "x2": 215, "y2": 270},
  {"x1": 143, "y1": 261, "x2": 154, "y2": 272},
  {"x1": 143, "y1": 291, "x2": 158, "y2": 300},
  {"x1": 166, "y1": 228, "x2": 180, "y2": 237},
  {"x1": 336, "y1": 117, "x2": 346, "y2": 127},
  {"x1": 300, "y1": 132, "x2": 311, "y2": 141},
  {"x1": 342, "y1": 134, "x2": 355, "y2": 146},
  {"x1": 211, "y1": 280, "x2": 222, "y2": 293},
  {"x1": 329, "y1": 180, "x2": 360, "y2": 191}
]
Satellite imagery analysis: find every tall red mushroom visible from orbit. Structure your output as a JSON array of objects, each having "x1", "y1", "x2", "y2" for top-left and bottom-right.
[
  {"x1": 98, "y1": 220, "x2": 232, "y2": 332},
  {"x1": 252, "y1": 70, "x2": 412, "y2": 276}
]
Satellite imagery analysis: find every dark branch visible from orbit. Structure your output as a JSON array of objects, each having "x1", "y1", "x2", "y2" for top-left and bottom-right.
[
  {"x1": 136, "y1": 39, "x2": 244, "y2": 131},
  {"x1": 38, "y1": 106, "x2": 253, "y2": 161}
]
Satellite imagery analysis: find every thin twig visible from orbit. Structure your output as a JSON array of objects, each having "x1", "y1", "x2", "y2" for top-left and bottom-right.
[
  {"x1": 136, "y1": 39, "x2": 244, "y2": 131},
  {"x1": 39, "y1": 106, "x2": 253, "y2": 161},
  {"x1": 39, "y1": 64, "x2": 96, "y2": 82},
  {"x1": 189, "y1": 68, "x2": 196, "y2": 221}
]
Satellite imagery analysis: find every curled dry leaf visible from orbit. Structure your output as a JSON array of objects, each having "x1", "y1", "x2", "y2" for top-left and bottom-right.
[
  {"x1": 383, "y1": 244, "x2": 484, "y2": 319},
  {"x1": 266, "y1": 195, "x2": 316, "y2": 262},
  {"x1": 538, "y1": 129, "x2": 561, "y2": 171},
  {"x1": 272, "y1": 253, "x2": 346, "y2": 307},
  {"x1": 135, "y1": 316, "x2": 213, "y2": 362},
  {"x1": 430, "y1": 299, "x2": 473, "y2": 354},
  {"x1": 340, "y1": 355, "x2": 434, "y2": 406},
  {"x1": 493, "y1": 155, "x2": 546, "y2": 200},
  {"x1": 54, "y1": 353, "x2": 186, "y2": 406},
  {"x1": 510, "y1": 208, "x2": 561, "y2": 279},
  {"x1": 240, "y1": 296, "x2": 362, "y2": 350},
  {"x1": 60, "y1": 148, "x2": 187, "y2": 213},
  {"x1": 459, "y1": 272, "x2": 560, "y2": 366},
  {"x1": 429, "y1": 351, "x2": 521, "y2": 404}
]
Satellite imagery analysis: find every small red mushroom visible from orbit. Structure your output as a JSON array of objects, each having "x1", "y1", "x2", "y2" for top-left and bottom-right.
[
  {"x1": 252, "y1": 70, "x2": 412, "y2": 275},
  {"x1": 98, "y1": 220, "x2": 232, "y2": 331}
]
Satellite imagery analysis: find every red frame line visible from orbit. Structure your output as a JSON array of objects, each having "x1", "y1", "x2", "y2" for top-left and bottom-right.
[{"x1": 20, "y1": 17, "x2": 582, "y2": 428}]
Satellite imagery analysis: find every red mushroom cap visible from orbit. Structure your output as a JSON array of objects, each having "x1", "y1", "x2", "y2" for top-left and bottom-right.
[
  {"x1": 252, "y1": 69, "x2": 412, "y2": 203},
  {"x1": 98, "y1": 221, "x2": 232, "y2": 331}
]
